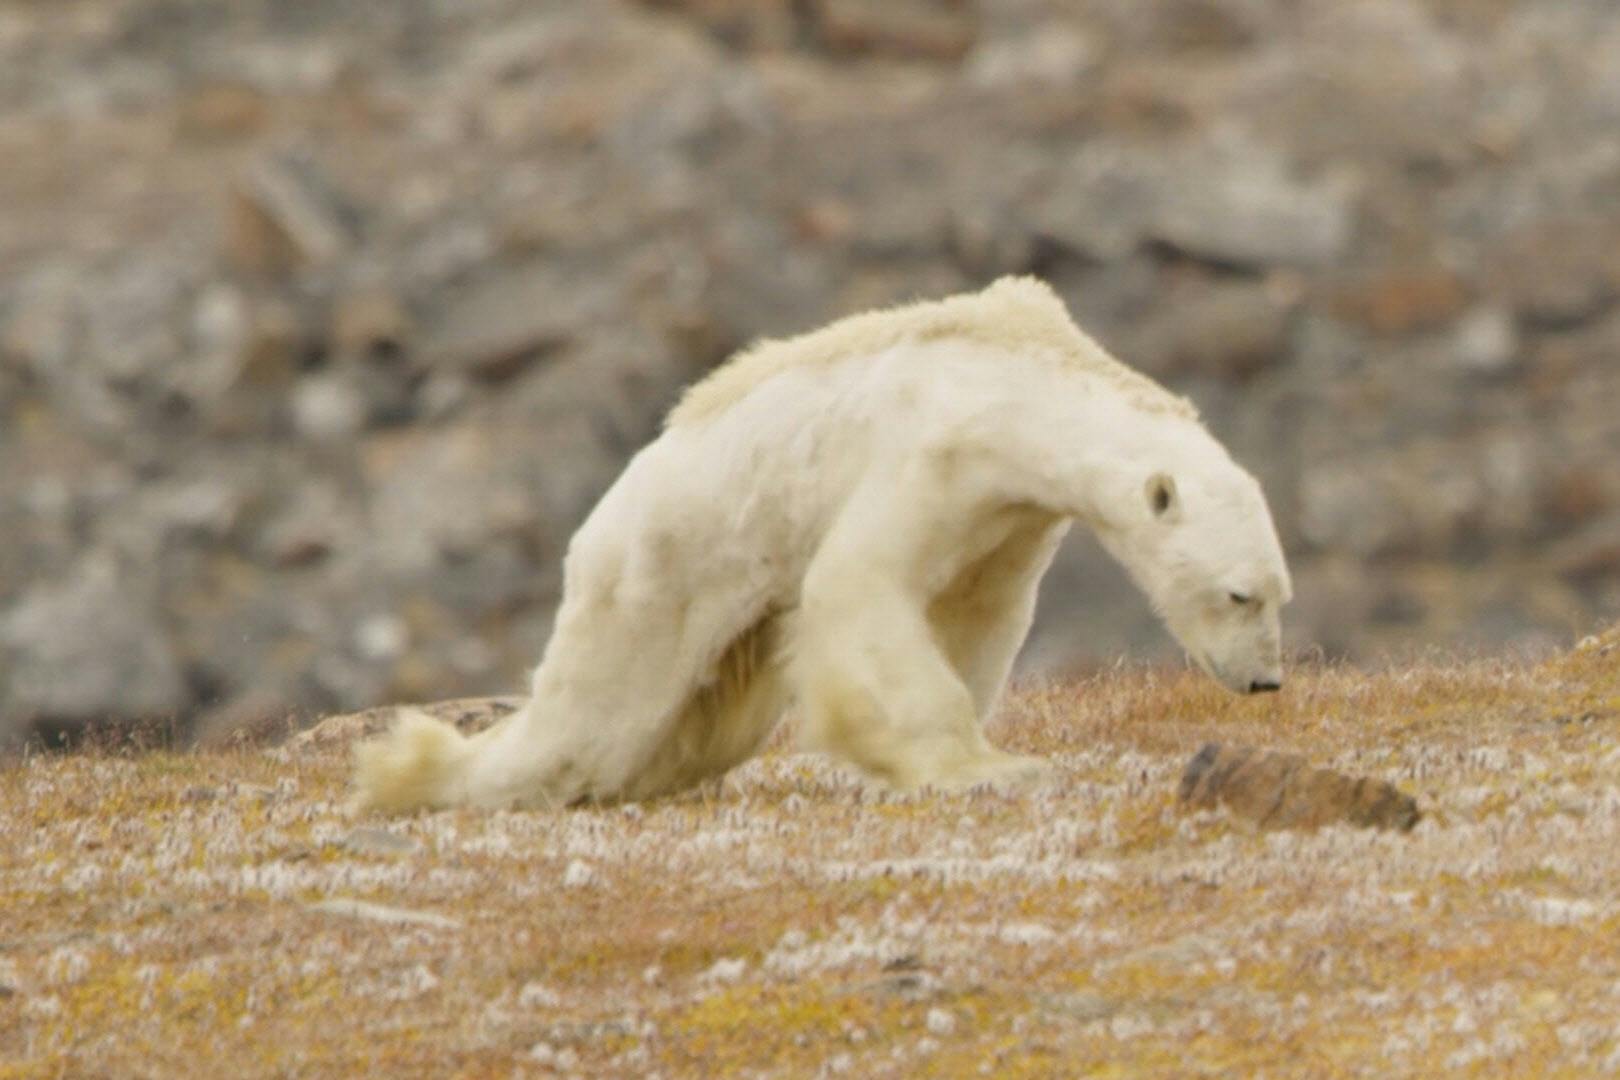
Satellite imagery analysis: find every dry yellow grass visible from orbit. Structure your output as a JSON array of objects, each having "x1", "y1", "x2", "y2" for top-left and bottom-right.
[{"x1": 3, "y1": 626, "x2": 1619, "y2": 1078}]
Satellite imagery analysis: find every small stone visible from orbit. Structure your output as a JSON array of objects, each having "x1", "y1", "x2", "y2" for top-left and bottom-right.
[
  {"x1": 529, "y1": 1041, "x2": 577, "y2": 1067},
  {"x1": 1330, "y1": 265, "x2": 1469, "y2": 336},
  {"x1": 1178, "y1": 743, "x2": 1421, "y2": 832},
  {"x1": 1154, "y1": 0, "x2": 1259, "y2": 52},
  {"x1": 1139, "y1": 281, "x2": 1292, "y2": 379},
  {"x1": 701, "y1": 957, "x2": 747, "y2": 983},
  {"x1": 869, "y1": 970, "x2": 942, "y2": 1002},
  {"x1": 642, "y1": 0, "x2": 800, "y2": 51},
  {"x1": 338, "y1": 827, "x2": 418, "y2": 858},
  {"x1": 331, "y1": 287, "x2": 412, "y2": 359},
  {"x1": 1451, "y1": 306, "x2": 1518, "y2": 374},
  {"x1": 562, "y1": 860, "x2": 597, "y2": 888},
  {"x1": 306, "y1": 898, "x2": 460, "y2": 930},
  {"x1": 792, "y1": 198, "x2": 857, "y2": 245},
  {"x1": 1150, "y1": 140, "x2": 1353, "y2": 268},
  {"x1": 290, "y1": 373, "x2": 368, "y2": 440},
  {"x1": 230, "y1": 782, "x2": 280, "y2": 804},
  {"x1": 924, "y1": 1007, "x2": 956, "y2": 1037},
  {"x1": 1489, "y1": 219, "x2": 1620, "y2": 329},
  {"x1": 966, "y1": 25, "x2": 1096, "y2": 90},
  {"x1": 518, "y1": 981, "x2": 562, "y2": 1008},
  {"x1": 355, "y1": 614, "x2": 410, "y2": 662},
  {"x1": 225, "y1": 152, "x2": 357, "y2": 276},
  {"x1": 284, "y1": 697, "x2": 522, "y2": 753},
  {"x1": 192, "y1": 295, "x2": 305, "y2": 434},
  {"x1": 179, "y1": 81, "x2": 269, "y2": 140},
  {"x1": 417, "y1": 261, "x2": 597, "y2": 381},
  {"x1": 1039, "y1": 991, "x2": 1117, "y2": 1022},
  {"x1": 815, "y1": 0, "x2": 977, "y2": 62},
  {"x1": 1551, "y1": 515, "x2": 1620, "y2": 584}
]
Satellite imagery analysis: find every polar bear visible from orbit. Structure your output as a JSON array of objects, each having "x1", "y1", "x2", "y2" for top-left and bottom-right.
[{"x1": 354, "y1": 276, "x2": 1291, "y2": 812}]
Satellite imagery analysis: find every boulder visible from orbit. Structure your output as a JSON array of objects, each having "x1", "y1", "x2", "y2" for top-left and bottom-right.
[
  {"x1": 0, "y1": 557, "x2": 191, "y2": 746},
  {"x1": 1179, "y1": 743, "x2": 1421, "y2": 832}
]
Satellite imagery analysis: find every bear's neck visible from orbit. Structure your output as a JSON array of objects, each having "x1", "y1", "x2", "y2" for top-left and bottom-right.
[{"x1": 997, "y1": 379, "x2": 1216, "y2": 528}]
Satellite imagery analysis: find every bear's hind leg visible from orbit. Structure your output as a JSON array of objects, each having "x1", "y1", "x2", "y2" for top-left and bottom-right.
[{"x1": 618, "y1": 615, "x2": 790, "y2": 800}]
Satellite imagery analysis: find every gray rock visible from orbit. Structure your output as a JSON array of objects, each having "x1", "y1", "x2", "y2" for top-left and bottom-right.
[
  {"x1": 1487, "y1": 219, "x2": 1620, "y2": 329},
  {"x1": 416, "y1": 260, "x2": 613, "y2": 382},
  {"x1": 306, "y1": 898, "x2": 460, "y2": 929},
  {"x1": 337, "y1": 827, "x2": 418, "y2": 858},
  {"x1": 1147, "y1": 134, "x2": 1355, "y2": 268},
  {"x1": 1030, "y1": 131, "x2": 1355, "y2": 268},
  {"x1": 1450, "y1": 306, "x2": 1519, "y2": 375},
  {"x1": 0, "y1": 556, "x2": 190, "y2": 741},
  {"x1": 1038, "y1": 991, "x2": 1118, "y2": 1023},
  {"x1": 966, "y1": 24, "x2": 1097, "y2": 90},
  {"x1": 1296, "y1": 460, "x2": 1401, "y2": 557},
  {"x1": 1135, "y1": 280, "x2": 1293, "y2": 379},
  {"x1": 290, "y1": 372, "x2": 369, "y2": 441},
  {"x1": 814, "y1": 0, "x2": 978, "y2": 61},
  {"x1": 225, "y1": 150, "x2": 358, "y2": 275}
]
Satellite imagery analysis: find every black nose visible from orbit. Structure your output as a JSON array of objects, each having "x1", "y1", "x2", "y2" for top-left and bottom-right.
[{"x1": 1247, "y1": 679, "x2": 1281, "y2": 694}]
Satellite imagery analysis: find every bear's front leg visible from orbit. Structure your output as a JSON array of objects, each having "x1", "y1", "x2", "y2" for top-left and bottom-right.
[{"x1": 790, "y1": 471, "x2": 1053, "y2": 791}]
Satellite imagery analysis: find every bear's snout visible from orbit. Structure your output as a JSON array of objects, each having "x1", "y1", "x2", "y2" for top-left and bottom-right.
[{"x1": 1246, "y1": 678, "x2": 1281, "y2": 694}]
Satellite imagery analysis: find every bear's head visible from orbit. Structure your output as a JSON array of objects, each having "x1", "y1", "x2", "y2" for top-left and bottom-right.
[{"x1": 1094, "y1": 453, "x2": 1292, "y2": 694}]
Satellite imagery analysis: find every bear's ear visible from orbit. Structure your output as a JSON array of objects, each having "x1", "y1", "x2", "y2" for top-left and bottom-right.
[{"x1": 1145, "y1": 473, "x2": 1179, "y2": 520}]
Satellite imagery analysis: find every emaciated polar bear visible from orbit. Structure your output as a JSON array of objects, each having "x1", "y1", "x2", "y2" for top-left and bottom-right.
[{"x1": 354, "y1": 276, "x2": 1291, "y2": 812}]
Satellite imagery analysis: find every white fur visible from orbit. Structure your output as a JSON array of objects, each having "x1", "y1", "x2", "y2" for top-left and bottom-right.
[{"x1": 353, "y1": 277, "x2": 1291, "y2": 812}]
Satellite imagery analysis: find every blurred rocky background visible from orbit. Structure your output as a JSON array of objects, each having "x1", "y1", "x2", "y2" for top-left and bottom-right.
[{"x1": 2, "y1": 0, "x2": 1617, "y2": 748}]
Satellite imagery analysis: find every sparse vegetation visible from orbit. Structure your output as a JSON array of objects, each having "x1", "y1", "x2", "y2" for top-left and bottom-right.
[{"x1": 3, "y1": 627, "x2": 1619, "y2": 1077}]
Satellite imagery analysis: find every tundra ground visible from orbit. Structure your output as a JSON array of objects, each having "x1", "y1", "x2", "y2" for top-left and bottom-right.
[{"x1": 3, "y1": 628, "x2": 1619, "y2": 1078}]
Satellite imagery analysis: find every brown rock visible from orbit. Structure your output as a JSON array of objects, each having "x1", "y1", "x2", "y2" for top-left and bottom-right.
[
  {"x1": 1139, "y1": 281, "x2": 1292, "y2": 380},
  {"x1": 193, "y1": 299, "x2": 304, "y2": 437},
  {"x1": 1178, "y1": 743, "x2": 1421, "y2": 832},
  {"x1": 1330, "y1": 265, "x2": 1469, "y2": 336},
  {"x1": 225, "y1": 154, "x2": 357, "y2": 277},
  {"x1": 417, "y1": 262, "x2": 606, "y2": 381},
  {"x1": 179, "y1": 82, "x2": 270, "y2": 141},
  {"x1": 1154, "y1": 0, "x2": 1258, "y2": 53},
  {"x1": 635, "y1": 0, "x2": 802, "y2": 51},
  {"x1": 1488, "y1": 219, "x2": 1620, "y2": 328},
  {"x1": 1551, "y1": 513, "x2": 1620, "y2": 584},
  {"x1": 814, "y1": 0, "x2": 976, "y2": 61},
  {"x1": 1544, "y1": 465, "x2": 1612, "y2": 528},
  {"x1": 332, "y1": 288, "x2": 413, "y2": 359},
  {"x1": 281, "y1": 696, "x2": 524, "y2": 753},
  {"x1": 793, "y1": 198, "x2": 857, "y2": 244}
]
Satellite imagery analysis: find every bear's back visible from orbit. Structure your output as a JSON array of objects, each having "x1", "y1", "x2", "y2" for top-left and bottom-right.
[{"x1": 664, "y1": 276, "x2": 1194, "y2": 430}]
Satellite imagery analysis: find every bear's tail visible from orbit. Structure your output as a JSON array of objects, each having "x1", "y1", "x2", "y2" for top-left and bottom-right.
[{"x1": 352, "y1": 709, "x2": 476, "y2": 814}]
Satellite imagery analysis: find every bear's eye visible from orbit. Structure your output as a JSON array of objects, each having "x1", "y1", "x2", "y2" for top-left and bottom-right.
[{"x1": 1228, "y1": 592, "x2": 1253, "y2": 606}]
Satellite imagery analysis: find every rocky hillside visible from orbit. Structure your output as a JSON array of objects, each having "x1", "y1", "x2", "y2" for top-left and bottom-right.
[{"x1": 2, "y1": 0, "x2": 1618, "y2": 744}]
